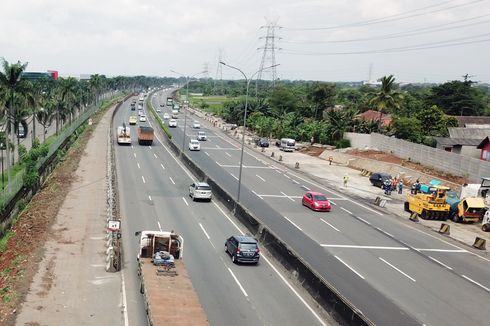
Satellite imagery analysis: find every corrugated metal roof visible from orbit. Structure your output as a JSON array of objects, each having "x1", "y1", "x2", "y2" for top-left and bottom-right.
[
  {"x1": 447, "y1": 127, "x2": 490, "y2": 139},
  {"x1": 435, "y1": 137, "x2": 482, "y2": 146},
  {"x1": 451, "y1": 116, "x2": 490, "y2": 127}
]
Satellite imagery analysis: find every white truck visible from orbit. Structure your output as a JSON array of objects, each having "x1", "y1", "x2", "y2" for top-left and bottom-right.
[
  {"x1": 135, "y1": 230, "x2": 208, "y2": 326},
  {"x1": 280, "y1": 138, "x2": 296, "y2": 152},
  {"x1": 117, "y1": 125, "x2": 131, "y2": 145}
]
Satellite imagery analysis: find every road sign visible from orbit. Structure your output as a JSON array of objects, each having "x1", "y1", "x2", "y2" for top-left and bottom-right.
[{"x1": 107, "y1": 220, "x2": 121, "y2": 231}]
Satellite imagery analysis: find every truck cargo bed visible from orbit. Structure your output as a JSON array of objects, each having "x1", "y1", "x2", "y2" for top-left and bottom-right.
[{"x1": 139, "y1": 258, "x2": 208, "y2": 326}]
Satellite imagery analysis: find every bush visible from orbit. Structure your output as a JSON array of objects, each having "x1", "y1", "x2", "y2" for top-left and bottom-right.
[
  {"x1": 147, "y1": 95, "x2": 172, "y2": 139},
  {"x1": 335, "y1": 139, "x2": 351, "y2": 149}
]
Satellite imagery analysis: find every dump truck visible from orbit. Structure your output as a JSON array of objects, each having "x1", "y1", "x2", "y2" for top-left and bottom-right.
[
  {"x1": 137, "y1": 126, "x2": 154, "y2": 145},
  {"x1": 135, "y1": 230, "x2": 208, "y2": 326},
  {"x1": 404, "y1": 185, "x2": 450, "y2": 220},
  {"x1": 117, "y1": 125, "x2": 131, "y2": 145},
  {"x1": 446, "y1": 193, "x2": 486, "y2": 223}
]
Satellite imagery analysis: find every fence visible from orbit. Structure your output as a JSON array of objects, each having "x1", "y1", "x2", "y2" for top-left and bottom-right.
[{"x1": 344, "y1": 132, "x2": 490, "y2": 182}]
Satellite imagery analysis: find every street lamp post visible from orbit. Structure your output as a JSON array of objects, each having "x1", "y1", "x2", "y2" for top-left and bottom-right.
[
  {"x1": 170, "y1": 70, "x2": 205, "y2": 154},
  {"x1": 220, "y1": 62, "x2": 279, "y2": 207}
]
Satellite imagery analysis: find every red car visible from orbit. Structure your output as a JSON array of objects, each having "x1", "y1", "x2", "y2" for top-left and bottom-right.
[{"x1": 302, "y1": 192, "x2": 331, "y2": 212}]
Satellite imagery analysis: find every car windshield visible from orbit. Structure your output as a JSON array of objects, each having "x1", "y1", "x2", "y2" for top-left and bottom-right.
[
  {"x1": 313, "y1": 195, "x2": 327, "y2": 201},
  {"x1": 239, "y1": 243, "x2": 257, "y2": 251},
  {"x1": 191, "y1": 140, "x2": 199, "y2": 144},
  {"x1": 197, "y1": 185, "x2": 210, "y2": 190}
]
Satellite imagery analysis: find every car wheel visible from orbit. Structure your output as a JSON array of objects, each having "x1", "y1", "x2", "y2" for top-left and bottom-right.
[
  {"x1": 310, "y1": 203, "x2": 314, "y2": 210},
  {"x1": 225, "y1": 245, "x2": 228, "y2": 253},
  {"x1": 231, "y1": 255, "x2": 236, "y2": 264}
]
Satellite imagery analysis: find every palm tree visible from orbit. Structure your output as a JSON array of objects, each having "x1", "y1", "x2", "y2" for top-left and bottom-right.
[
  {"x1": 89, "y1": 74, "x2": 103, "y2": 105},
  {"x1": 36, "y1": 101, "x2": 56, "y2": 143},
  {"x1": 369, "y1": 75, "x2": 403, "y2": 127},
  {"x1": 0, "y1": 59, "x2": 29, "y2": 192},
  {"x1": 54, "y1": 77, "x2": 78, "y2": 134}
]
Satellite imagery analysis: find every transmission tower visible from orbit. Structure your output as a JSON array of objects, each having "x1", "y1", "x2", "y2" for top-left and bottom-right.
[
  {"x1": 256, "y1": 20, "x2": 281, "y2": 94},
  {"x1": 203, "y1": 62, "x2": 209, "y2": 79},
  {"x1": 461, "y1": 73, "x2": 476, "y2": 84},
  {"x1": 213, "y1": 49, "x2": 224, "y2": 95}
]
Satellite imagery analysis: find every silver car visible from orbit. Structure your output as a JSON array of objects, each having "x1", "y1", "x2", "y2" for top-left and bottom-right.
[{"x1": 189, "y1": 182, "x2": 212, "y2": 201}]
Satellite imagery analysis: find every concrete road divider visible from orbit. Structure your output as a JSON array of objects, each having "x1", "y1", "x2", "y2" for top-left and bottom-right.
[
  {"x1": 271, "y1": 152, "x2": 275, "y2": 157},
  {"x1": 279, "y1": 155, "x2": 283, "y2": 161},
  {"x1": 438, "y1": 223, "x2": 450, "y2": 235},
  {"x1": 409, "y1": 212, "x2": 419, "y2": 222},
  {"x1": 374, "y1": 197, "x2": 381, "y2": 205},
  {"x1": 472, "y1": 237, "x2": 486, "y2": 250},
  {"x1": 295, "y1": 162, "x2": 300, "y2": 169}
]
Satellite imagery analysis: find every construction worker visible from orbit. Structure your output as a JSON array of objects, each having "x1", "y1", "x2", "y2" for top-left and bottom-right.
[{"x1": 398, "y1": 181, "x2": 403, "y2": 194}]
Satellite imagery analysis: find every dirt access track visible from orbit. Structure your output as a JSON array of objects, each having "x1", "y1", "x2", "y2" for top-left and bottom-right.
[{"x1": 0, "y1": 102, "x2": 121, "y2": 326}]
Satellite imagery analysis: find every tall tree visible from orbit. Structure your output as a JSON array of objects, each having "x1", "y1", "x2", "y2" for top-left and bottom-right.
[
  {"x1": 307, "y1": 82, "x2": 336, "y2": 120},
  {"x1": 0, "y1": 59, "x2": 29, "y2": 191},
  {"x1": 369, "y1": 75, "x2": 403, "y2": 126},
  {"x1": 426, "y1": 80, "x2": 485, "y2": 116}
]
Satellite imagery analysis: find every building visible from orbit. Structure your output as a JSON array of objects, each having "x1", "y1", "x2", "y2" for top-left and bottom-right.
[
  {"x1": 435, "y1": 137, "x2": 482, "y2": 157},
  {"x1": 22, "y1": 70, "x2": 58, "y2": 81},
  {"x1": 354, "y1": 109, "x2": 392, "y2": 127},
  {"x1": 477, "y1": 136, "x2": 490, "y2": 161},
  {"x1": 451, "y1": 116, "x2": 490, "y2": 128}
]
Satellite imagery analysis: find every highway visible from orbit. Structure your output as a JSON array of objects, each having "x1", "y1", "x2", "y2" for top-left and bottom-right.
[
  {"x1": 151, "y1": 90, "x2": 490, "y2": 326},
  {"x1": 114, "y1": 96, "x2": 331, "y2": 326}
]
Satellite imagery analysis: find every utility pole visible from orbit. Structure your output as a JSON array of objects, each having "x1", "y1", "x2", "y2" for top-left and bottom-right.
[{"x1": 256, "y1": 19, "x2": 281, "y2": 96}]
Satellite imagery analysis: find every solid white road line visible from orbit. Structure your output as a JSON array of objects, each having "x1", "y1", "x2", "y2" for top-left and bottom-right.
[
  {"x1": 340, "y1": 207, "x2": 352, "y2": 215},
  {"x1": 225, "y1": 152, "x2": 232, "y2": 157},
  {"x1": 227, "y1": 268, "x2": 248, "y2": 297},
  {"x1": 121, "y1": 270, "x2": 129, "y2": 326},
  {"x1": 355, "y1": 216, "x2": 371, "y2": 225},
  {"x1": 322, "y1": 244, "x2": 409, "y2": 250},
  {"x1": 230, "y1": 173, "x2": 239, "y2": 181},
  {"x1": 160, "y1": 163, "x2": 165, "y2": 170},
  {"x1": 376, "y1": 227, "x2": 394, "y2": 237},
  {"x1": 154, "y1": 153, "x2": 158, "y2": 158},
  {"x1": 281, "y1": 191, "x2": 295, "y2": 202},
  {"x1": 148, "y1": 195, "x2": 152, "y2": 201},
  {"x1": 415, "y1": 248, "x2": 468, "y2": 253},
  {"x1": 461, "y1": 275, "x2": 490, "y2": 292},
  {"x1": 182, "y1": 197, "x2": 189, "y2": 206},
  {"x1": 260, "y1": 255, "x2": 327, "y2": 326},
  {"x1": 169, "y1": 176, "x2": 176, "y2": 185},
  {"x1": 256, "y1": 174, "x2": 266, "y2": 182},
  {"x1": 199, "y1": 223, "x2": 211, "y2": 240},
  {"x1": 320, "y1": 220, "x2": 340, "y2": 232},
  {"x1": 283, "y1": 216, "x2": 303, "y2": 231},
  {"x1": 133, "y1": 153, "x2": 136, "y2": 158},
  {"x1": 252, "y1": 190, "x2": 264, "y2": 200},
  {"x1": 137, "y1": 163, "x2": 140, "y2": 169},
  {"x1": 141, "y1": 176, "x2": 146, "y2": 184},
  {"x1": 379, "y1": 257, "x2": 416, "y2": 282},
  {"x1": 428, "y1": 256, "x2": 453, "y2": 270},
  {"x1": 212, "y1": 202, "x2": 245, "y2": 234},
  {"x1": 157, "y1": 221, "x2": 162, "y2": 232},
  {"x1": 334, "y1": 256, "x2": 365, "y2": 279}
]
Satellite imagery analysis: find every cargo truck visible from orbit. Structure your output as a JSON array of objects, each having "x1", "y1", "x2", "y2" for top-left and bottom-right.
[
  {"x1": 117, "y1": 125, "x2": 131, "y2": 145},
  {"x1": 166, "y1": 97, "x2": 174, "y2": 106},
  {"x1": 135, "y1": 230, "x2": 208, "y2": 326},
  {"x1": 446, "y1": 194, "x2": 486, "y2": 223},
  {"x1": 137, "y1": 126, "x2": 154, "y2": 145}
]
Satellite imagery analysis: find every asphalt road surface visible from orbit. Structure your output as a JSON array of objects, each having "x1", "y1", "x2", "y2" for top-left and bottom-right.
[
  {"x1": 114, "y1": 96, "x2": 331, "y2": 326},
  {"x1": 151, "y1": 90, "x2": 490, "y2": 326}
]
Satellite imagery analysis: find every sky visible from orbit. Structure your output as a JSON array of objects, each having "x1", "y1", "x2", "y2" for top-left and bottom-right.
[{"x1": 1, "y1": 0, "x2": 490, "y2": 83}]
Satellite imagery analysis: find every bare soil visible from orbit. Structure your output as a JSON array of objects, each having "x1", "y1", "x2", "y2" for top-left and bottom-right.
[
  {"x1": 345, "y1": 149, "x2": 466, "y2": 184},
  {"x1": 0, "y1": 120, "x2": 97, "y2": 325}
]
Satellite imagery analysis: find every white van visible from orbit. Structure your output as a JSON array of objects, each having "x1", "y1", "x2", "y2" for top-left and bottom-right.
[{"x1": 280, "y1": 138, "x2": 295, "y2": 152}]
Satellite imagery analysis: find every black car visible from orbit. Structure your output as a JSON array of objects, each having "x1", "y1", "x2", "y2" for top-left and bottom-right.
[
  {"x1": 369, "y1": 172, "x2": 392, "y2": 188},
  {"x1": 225, "y1": 235, "x2": 260, "y2": 264},
  {"x1": 256, "y1": 137, "x2": 269, "y2": 147}
]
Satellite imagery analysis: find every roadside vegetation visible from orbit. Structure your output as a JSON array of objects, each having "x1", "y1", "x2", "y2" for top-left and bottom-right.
[{"x1": 183, "y1": 76, "x2": 490, "y2": 147}]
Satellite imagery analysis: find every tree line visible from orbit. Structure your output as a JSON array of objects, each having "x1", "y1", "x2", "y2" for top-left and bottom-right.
[{"x1": 186, "y1": 75, "x2": 490, "y2": 147}]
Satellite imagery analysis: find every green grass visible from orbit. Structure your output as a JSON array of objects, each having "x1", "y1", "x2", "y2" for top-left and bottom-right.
[
  {"x1": 187, "y1": 95, "x2": 237, "y2": 115},
  {"x1": 0, "y1": 230, "x2": 13, "y2": 252}
]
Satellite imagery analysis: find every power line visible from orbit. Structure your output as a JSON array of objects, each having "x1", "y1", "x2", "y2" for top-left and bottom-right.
[
  {"x1": 284, "y1": 0, "x2": 485, "y2": 31},
  {"x1": 282, "y1": 13, "x2": 490, "y2": 44},
  {"x1": 281, "y1": 32, "x2": 490, "y2": 55}
]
